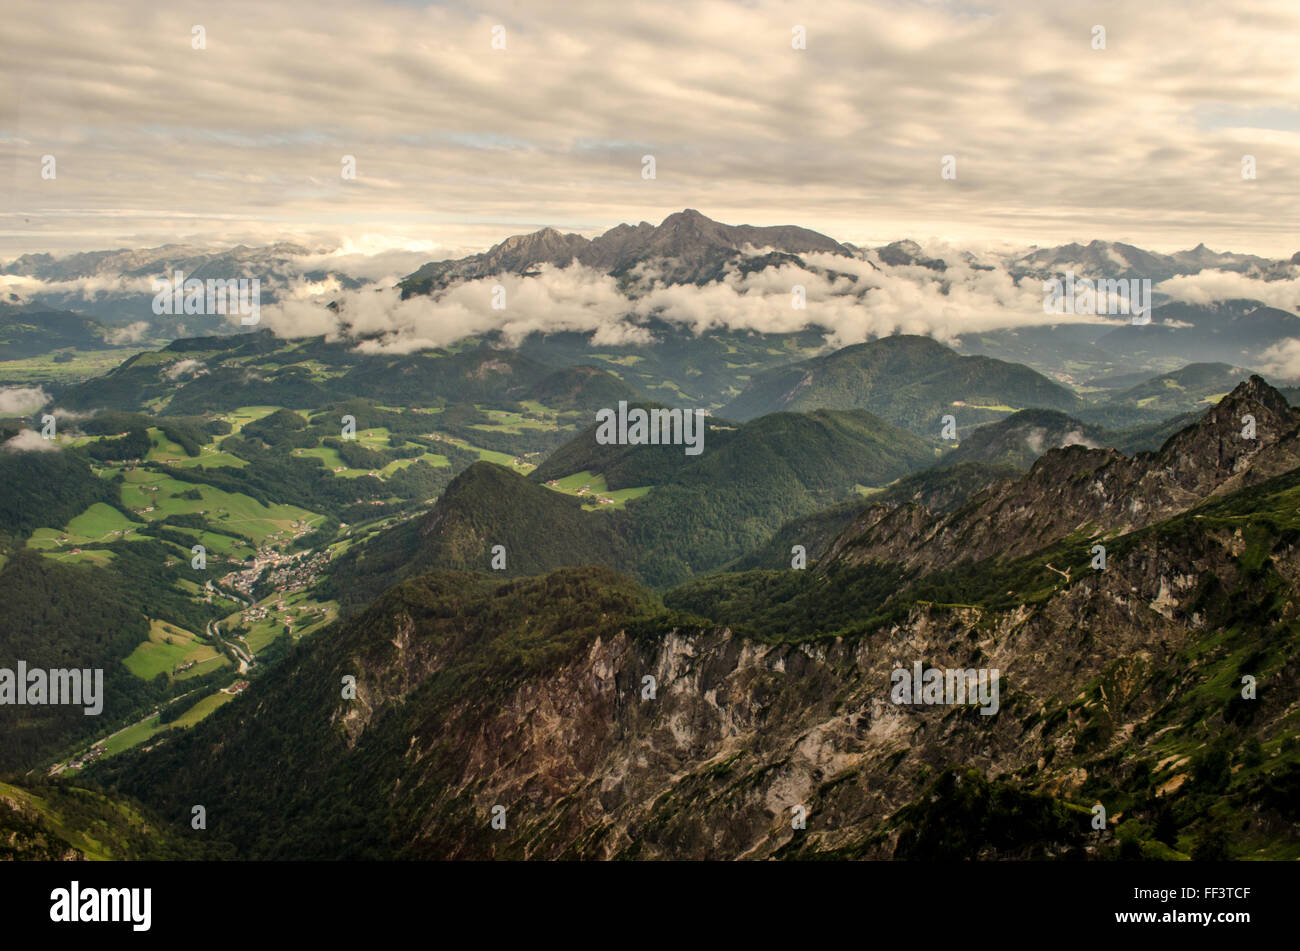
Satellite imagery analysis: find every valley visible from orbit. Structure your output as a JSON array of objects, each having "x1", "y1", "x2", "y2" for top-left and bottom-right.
[{"x1": 3, "y1": 214, "x2": 1300, "y2": 863}]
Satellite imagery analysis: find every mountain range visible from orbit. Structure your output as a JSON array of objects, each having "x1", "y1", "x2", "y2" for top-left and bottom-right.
[
  {"x1": 3, "y1": 210, "x2": 1300, "y2": 863},
  {"x1": 74, "y1": 376, "x2": 1300, "y2": 860}
]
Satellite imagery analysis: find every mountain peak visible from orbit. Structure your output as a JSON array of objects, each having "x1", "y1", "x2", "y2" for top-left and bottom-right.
[
  {"x1": 1215, "y1": 374, "x2": 1293, "y2": 420},
  {"x1": 657, "y1": 208, "x2": 717, "y2": 232}
]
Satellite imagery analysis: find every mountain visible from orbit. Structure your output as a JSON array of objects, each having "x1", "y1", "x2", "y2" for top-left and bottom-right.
[
  {"x1": 1082, "y1": 362, "x2": 1255, "y2": 427},
  {"x1": 870, "y1": 239, "x2": 946, "y2": 271},
  {"x1": 505, "y1": 317, "x2": 832, "y2": 408},
  {"x1": 729, "y1": 460, "x2": 1020, "y2": 572},
  {"x1": 529, "y1": 403, "x2": 738, "y2": 489},
  {"x1": 819, "y1": 376, "x2": 1299, "y2": 575},
  {"x1": 1, "y1": 242, "x2": 356, "y2": 337},
  {"x1": 1010, "y1": 240, "x2": 1278, "y2": 282},
  {"x1": 1093, "y1": 300, "x2": 1300, "y2": 366},
  {"x1": 400, "y1": 217, "x2": 1294, "y2": 301},
  {"x1": 321, "y1": 461, "x2": 634, "y2": 611},
  {"x1": 527, "y1": 365, "x2": 640, "y2": 411},
  {"x1": 934, "y1": 408, "x2": 1108, "y2": 470},
  {"x1": 398, "y1": 209, "x2": 852, "y2": 295},
  {"x1": 730, "y1": 378, "x2": 1280, "y2": 575},
  {"x1": 0, "y1": 301, "x2": 120, "y2": 360},
  {"x1": 89, "y1": 430, "x2": 1300, "y2": 858},
  {"x1": 333, "y1": 407, "x2": 935, "y2": 595},
  {"x1": 722, "y1": 334, "x2": 1081, "y2": 432},
  {"x1": 56, "y1": 331, "x2": 558, "y2": 414},
  {"x1": 2, "y1": 242, "x2": 316, "y2": 284}
]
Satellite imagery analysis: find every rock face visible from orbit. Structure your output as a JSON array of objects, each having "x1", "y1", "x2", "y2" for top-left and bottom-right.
[{"x1": 317, "y1": 496, "x2": 1292, "y2": 861}]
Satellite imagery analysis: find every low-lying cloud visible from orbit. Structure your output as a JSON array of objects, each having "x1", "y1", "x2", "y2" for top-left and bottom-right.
[
  {"x1": 0, "y1": 385, "x2": 51, "y2": 416},
  {"x1": 1257, "y1": 339, "x2": 1300, "y2": 381},
  {"x1": 1156, "y1": 271, "x2": 1300, "y2": 311},
  {"x1": 2, "y1": 429, "x2": 59, "y2": 452},
  {"x1": 259, "y1": 251, "x2": 1133, "y2": 353}
]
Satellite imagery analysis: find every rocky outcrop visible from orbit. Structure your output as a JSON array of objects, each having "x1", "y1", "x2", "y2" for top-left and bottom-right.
[{"x1": 824, "y1": 377, "x2": 1300, "y2": 574}]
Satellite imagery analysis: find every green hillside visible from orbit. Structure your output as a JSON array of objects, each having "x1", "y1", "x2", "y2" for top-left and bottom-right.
[
  {"x1": 0, "y1": 780, "x2": 221, "y2": 860},
  {"x1": 722, "y1": 334, "x2": 1081, "y2": 431},
  {"x1": 340, "y1": 408, "x2": 935, "y2": 593}
]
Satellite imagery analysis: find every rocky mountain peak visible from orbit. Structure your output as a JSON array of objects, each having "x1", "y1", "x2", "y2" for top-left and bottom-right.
[{"x1": 1211, "y1": 374, "x2": 1294, "y2": 423}]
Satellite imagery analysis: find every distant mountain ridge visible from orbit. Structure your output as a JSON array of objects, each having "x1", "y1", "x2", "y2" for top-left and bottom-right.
[
  {"x1": 1010, "y1": 239, "x2": 1285, "y2": 282},
  {"x1": 399, "y1": 208, "x2": 852, "y2": 294},
  {"x1": 721, "y1": 334, "x2": 1081, "y2": 432}
]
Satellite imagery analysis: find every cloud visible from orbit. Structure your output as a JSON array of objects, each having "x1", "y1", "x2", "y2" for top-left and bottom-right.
[
  {"x1": 165, "y1": 359, "x2": 208, "y2": 380},
  {"x1": 263, "y1": 264, "x2": 652, "y2": 353},
  {"x1": 0, "y1": 385, "x2": 51, "y2": 415},
  {"x1": 105, "y1": 320, "x2": 150, "y2": 344},
  {"x1": 260, "y1": 245, "x2": 1139, "y2": 354},
  {"x1": 1257, "y1": 339, "x2": 1300, "y2": 381},
  {"x1": 52, "y1": 407, "x2": 95, "y2": 421},
  {"x1": 0, "y1": 272, "x2": 156, "y2": 300},
  {"x1": 1061, "y1": 429, "x2": 1100, "y2": 450},
  {"x1": 2, "y1": 429, "x2": 59, "y2": 452},
  {"x1": 4, "y1": 0, "x2": 1300, "y2": 257},
  {"x1": 1155, "y1": 271, "x2": 1300, "y2": 311}
]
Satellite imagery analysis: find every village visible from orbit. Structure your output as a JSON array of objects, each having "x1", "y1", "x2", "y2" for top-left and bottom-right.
[{"x1": 221, "y1": 539, "x2": 330, "y2": 600}]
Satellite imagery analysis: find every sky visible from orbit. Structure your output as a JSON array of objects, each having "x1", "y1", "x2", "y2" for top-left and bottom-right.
[{"x1": 3, "y1": 0, "x2": 1299, "y2": 259}]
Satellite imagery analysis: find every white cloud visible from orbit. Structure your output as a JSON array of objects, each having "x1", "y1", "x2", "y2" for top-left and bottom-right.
[
  {"x1": 105, "y1": 320, "x2": 150, "y2": 344},
  {"x1": 3, "y1": 0, "x2": 1299, "y2": 256},
  {"x1": 0, "y1": 385, "x2": 51, "y2": 415},
  {"x1": 1257, "y1": 339, "x2": 1300, "y2": 381},
  {"x1": 2, "y1": 429, "x2": 59, "y2": 452},
  {"x1": 260, "y1": 247, "x2": 1130, "y2": 353},
  {"x1": 1156, "y1": 270, "x2": 1300, "y2": 311},
  {"x1": 165, "y1": 359, "x2": 208, "y2": 381},
  {"x1": 263, "y1": 263, "x2": 652, "y2": 353},
  {"x1": 1062, "y1": 429, "x2": 1100, "y2": 450}
]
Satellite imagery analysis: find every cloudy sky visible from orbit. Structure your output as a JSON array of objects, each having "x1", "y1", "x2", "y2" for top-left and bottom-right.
[{"x1": 3, "y1": 0, "x2": 1299, "y2": 258}]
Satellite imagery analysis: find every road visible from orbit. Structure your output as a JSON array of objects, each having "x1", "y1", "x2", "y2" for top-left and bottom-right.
[{"x1": 206, "y1": 618, "x2": 253, "y2": 673}]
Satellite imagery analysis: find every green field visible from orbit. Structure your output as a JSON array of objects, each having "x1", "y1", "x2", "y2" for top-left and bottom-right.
[
  {"x1": 99, "y1": 715, "x2": 169, "y2": 756},
  {"x1": 539, "y1": 470, "x2": 653, "y2": 510},
  {"x1": 169, "y1": 448, "x2": 249, "y2": 469},
  {"x1": 98, "y1": 690, "x2": 235, "y2": 757},
  {"x1": 0, "y1": 348, "x2": 146, "y2": 384},
  {"x1": 122, "y1": 619, "x2": 229, "y2": 681},
  {"x1": 221, "y1": 406, "x2": 283, "y2": 434},
  {"x1": 26, "y1": 502, "x2": 144, "y2": 555},
  {"x1": 145, "y1": 428, "x2": 191, "y2": 463},
  {"x1": 116, "y1": 468, "x2": 321, "y2": 546},
  {"x1": 473, "y1": 407, "x2": 558, "y2": 433},
  {"x1": 172, "y1": 691, "x2": 234, "y2": 728}
]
